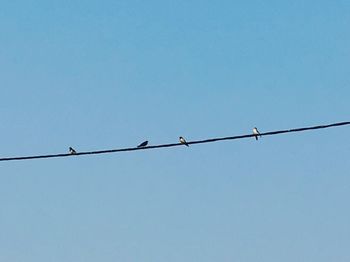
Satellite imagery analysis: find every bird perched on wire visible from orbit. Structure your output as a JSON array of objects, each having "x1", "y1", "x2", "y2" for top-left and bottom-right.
[
  {"x1": 137, "y1": 140, "x2": 148, "y2": 148},
  {"x1": 179, "y1": 136, "x2": 189, "y2": 147},
  {"x1": 69, "y1": 147, "x2": 77, "y2": 154},
  {"x1": 253, "y1": 127, "x2": 261, "y2": 140}
]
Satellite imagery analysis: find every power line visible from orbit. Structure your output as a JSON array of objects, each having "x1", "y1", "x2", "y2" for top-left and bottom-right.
[{"x1": 0, "y1": 121, "x2": 349, "y2": 162}]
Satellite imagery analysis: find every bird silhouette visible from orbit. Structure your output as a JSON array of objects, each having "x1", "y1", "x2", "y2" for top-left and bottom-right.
[
  {"x1": 179, "y1": 136, "x2": 189, "y2": 147},
  {"x1": 69, "y1": 147, "x2": 77, "y2": 154},
  {"x1": 253, "y1": 127, "x2": 261, "y2": 141},
  {"x1": 137, "y1": 140, "x2": 148, "y2": 148}
]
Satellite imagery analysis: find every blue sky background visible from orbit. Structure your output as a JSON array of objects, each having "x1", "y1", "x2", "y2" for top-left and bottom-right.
[{"x1": 1, "y1": 1, "x2": 350, "y2": 261}]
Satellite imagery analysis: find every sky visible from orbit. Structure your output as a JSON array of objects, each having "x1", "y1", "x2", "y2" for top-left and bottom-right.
[{"x1": 0, "y1": 0, "x2": 350, "y2": 261}]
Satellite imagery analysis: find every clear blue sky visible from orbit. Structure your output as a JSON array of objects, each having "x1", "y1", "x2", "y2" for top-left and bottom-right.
[{"x1": 1, "y1": 1, "x2": 349, "y2": 261}]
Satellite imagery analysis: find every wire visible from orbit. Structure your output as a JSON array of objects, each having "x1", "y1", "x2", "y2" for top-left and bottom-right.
[{"x1": 0, "y1": 121, "x2": 349, "y2": 162}]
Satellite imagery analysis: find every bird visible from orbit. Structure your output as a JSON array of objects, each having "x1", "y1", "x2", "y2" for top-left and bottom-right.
[
  {"x1": 253, "y1": 127, "x2": 261, "y2": 140},
  {"x1": 69, "y1": 147, "x2": 77, "y2": 154},
  {"x1": 179, "y1": 136, "x2": 189, "y2": 147},
  {"x1": 137, "y1": 140, "x2": 148, "y2": 148}
]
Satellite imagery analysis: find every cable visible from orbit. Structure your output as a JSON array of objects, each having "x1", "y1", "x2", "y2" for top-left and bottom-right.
[{"x1": 0, "y1": 121, "x2": 349, "y2": 162}]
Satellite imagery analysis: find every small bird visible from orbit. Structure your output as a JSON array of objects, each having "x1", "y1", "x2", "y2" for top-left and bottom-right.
[
  {"x1": 137, "y1": 140, "x2": 148, "y2": 148},
  {"x1": 69, "y1": 147, "x2": 77, "y2": 154},
  {"x1": 253, "y1": 127, "x2": 261, "y2": 141},
  {"x1": 179, "y1": 136, "x2": 189, "y2": 147}
]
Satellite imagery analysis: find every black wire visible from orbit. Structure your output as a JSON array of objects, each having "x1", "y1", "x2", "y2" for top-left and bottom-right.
[{"x1": 0, "y1": 121, "x2": 349, "y2": 162}]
